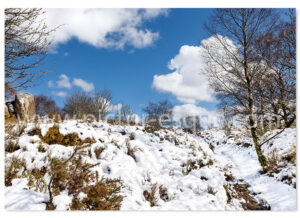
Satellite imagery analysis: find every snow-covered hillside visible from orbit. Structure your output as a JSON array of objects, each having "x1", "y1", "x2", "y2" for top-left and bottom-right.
[{"x1": 4, "y1": 120, "x2": 296, "y2": 210}]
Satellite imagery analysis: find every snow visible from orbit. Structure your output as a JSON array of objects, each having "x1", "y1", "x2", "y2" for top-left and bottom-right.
[
  {"x1": 206, "y1": 129, "x2": 296, "y2": 210},
  {"x1": 4, "y1": 120, "x2": 296, "y2": 210},
  {"x1": 5, "y1": 179, "x2": 47, "y2": 210}
]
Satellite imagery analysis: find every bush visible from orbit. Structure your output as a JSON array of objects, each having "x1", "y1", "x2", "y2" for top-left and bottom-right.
[
  {"x1": 182, "y1": 158, "x2": 214, "y2": 175},
  {"x1": 38, "y1": 144, "x2": 46, "y2": 153},
  {"x1": 129, "y1": 132, "x2": 135, "y2": 140},
  {"x1": 45, "y1": 145, "x2": 124, "y2": 210},
  {"x1": 94, "y1": 147, "x2": 105, "y2": 159},
  {"x1": 49, "y1": 157, "x2": 68, "y2": 195},
  {"x1": 144, "y1": 124, "x2": 161, "y2": 133},
  {"x1": 5, "y1": 140, "x2": 20, "y2": 153},
  {"x1": 41, "y1": 125, "x2": 94, "y2": 146},
  {"x1": 284, "y1": 151, "x2": 296, "y2": 164},
  {"x1": 158, "y1": 185, "x2": 169, "y2": 201},
  {"x1": 143, "y1": 184, "x2": 158, "y2": 207},
  {"x1": 125, "y1": 139, "x2": 140, "y2": 162},
  {"x1": 267, "y1": 150, "x2": 280, "y2": 175},
  {"x1": 61, "y1": 133, "x2": 81, "y2": 146},
  {"x1": 70, "y1": 177, "x2": 123, "y2": 210},
  {"x1": 27, "y1": 127, "x2": 42, "y2": 137},
  {"x1": 5, "y1": 157, "x2": 25, "y2": 186},
  {"x1": 207, "y1": 185, "x2": 217, "y2": 195},
  {"x1": 41, "y1": 126, "x2": 64, "y2": 145},
  {"x1": 27, "y1": 167, "x2": 47, "y2": 192},
  {"x1": 182, "y1": 160, "x2": 198, "y2": 175}
]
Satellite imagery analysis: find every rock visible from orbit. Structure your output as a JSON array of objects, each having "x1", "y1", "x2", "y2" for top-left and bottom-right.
[
  {"x1": 6, "y1": 102, "x2": 15, "y2": 115},
  {"x1": 242, "y1": 142, "x2": 252, "y2": 148},
  {"x1": 5, "y1": 104, "x2": 10, "y2": 118},
  {"x1": 15, "y1": 93, "x2": 36, "y2": 118}
]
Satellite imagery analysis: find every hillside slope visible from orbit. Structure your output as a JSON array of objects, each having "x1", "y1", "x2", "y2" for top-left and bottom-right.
[{"x1": 4, "y1": 120, "x2": 296, "y2": 210}]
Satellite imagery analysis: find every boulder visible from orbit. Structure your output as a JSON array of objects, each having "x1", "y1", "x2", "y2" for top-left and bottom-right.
[
  {"x1": 15, "y1": 93, "x2": 36, "y2": 118},
  {"x1": 6, "y1": 102, "x2": 15, "y2": 115},
  {"x1": 5, "y1": 104, "x2": 10, "y2": 118}
]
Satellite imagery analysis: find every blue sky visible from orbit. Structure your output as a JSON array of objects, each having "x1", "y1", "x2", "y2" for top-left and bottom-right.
[{"x1": 27, "y1": 8, "x2": 218, "y2": 118}]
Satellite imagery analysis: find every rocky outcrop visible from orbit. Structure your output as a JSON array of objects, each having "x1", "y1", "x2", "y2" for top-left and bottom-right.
[
  {"x1": 5, "y1": 104, "x2": 10, "y2": 118},
  {"x1": 14, "y1": 93, "x2": 36, "y2": 118}
]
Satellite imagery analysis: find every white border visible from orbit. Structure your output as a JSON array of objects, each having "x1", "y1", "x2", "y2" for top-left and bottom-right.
[{"x1": 0, "y1": 1, "x2": 299, "y2": 218}]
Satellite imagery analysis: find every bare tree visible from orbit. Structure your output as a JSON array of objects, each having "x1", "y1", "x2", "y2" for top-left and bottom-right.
[
  {"x1": 35, "y1": 95, "x2": 60, "y2": 116},
  {"x1": 217, "y1": 107, "x2": 233, "y2": 136},
  {"x1": 5, "y1": 8, "x2": 57, "y2": 96},
  {"x1": 203, "y1": 9, "x2": 279, "y2": 170},
  {"x1": 180, "y1": 116, "x2": 202, "y2": 134},
  {"x1": 143, "y1": 100, "x2": 173, "y2": 127},
  {"x1": 115, "y1": 104, "x2": 133, "y2": 122},
  {"x1": 253, "y1": 9, "x2": 296, "y2": 130},
  {"x1": 63, "y1": 91, "x2": 93, "y2": 118},
  {"x1": 92, "y1": 90, "x2": 113, "y2": 120}
]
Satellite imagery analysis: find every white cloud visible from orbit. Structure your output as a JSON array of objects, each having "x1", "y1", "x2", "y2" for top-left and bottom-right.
[
  {"x1": 152, "y1": 36, "x2": 220, "y2": 104},
  {"x1": 72, "y1": 78, "x2": 94, "y2": 92},
  {"x1": 56, "y1": 74, "x2": 72, "y2": 89},
  {"x1": 172, "y1": 104, "x2": 218, "y2": 126},
  {"x1": 52, "y1": 91, "x2": 67, "y2": 98},
  {"x1": 111, "y1": 103, "x2": 122, "y2": 112},
  {"x1": 131, "y1": 113, "x2": 141, "y2": 123},
  {"x1": 45, "y1": 9, "x2": 168, "y2": 50},
  {"x1": 48, "y1": 80, "x2": 54, "y2": 88}
]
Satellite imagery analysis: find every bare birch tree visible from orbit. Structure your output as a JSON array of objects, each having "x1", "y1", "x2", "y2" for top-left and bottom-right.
[
  {"x1": 253, "y1": 9, "x2": 296, "y2": 129},
  {"x1": 203, "y1": 9, "x2": 279, "y2": 171}
]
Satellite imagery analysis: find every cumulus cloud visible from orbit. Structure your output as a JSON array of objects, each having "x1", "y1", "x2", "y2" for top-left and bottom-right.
[
  {"x1": 45, "y1": 9, "x2": 168, "y2": 50},
  {"x1": 152, "y1": 36, "x2": 220, "y2": 104},
  {"x1": 173, "y1": 104, "x2": 215, "y2": 120},
  {"x1": 72, "y1": 78, "x2": 94, "y2": 92},
  {"x1": 56, "y1": 74, "x2": 72, "y2": 89},
  {"x1": 52, "y1": 91, "x2": 67, "y2": 98},
  {"x1": 173, "y1": 104, "x2": 218, "y2": 126}
]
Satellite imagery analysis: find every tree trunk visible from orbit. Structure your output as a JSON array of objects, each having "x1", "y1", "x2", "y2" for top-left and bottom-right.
[
  {"x1": 241, "y1": 10, "x2": 268, "y2": 171},
  {"x1": 249, "y1": 112, "x2": 268, "y2": 170}
]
